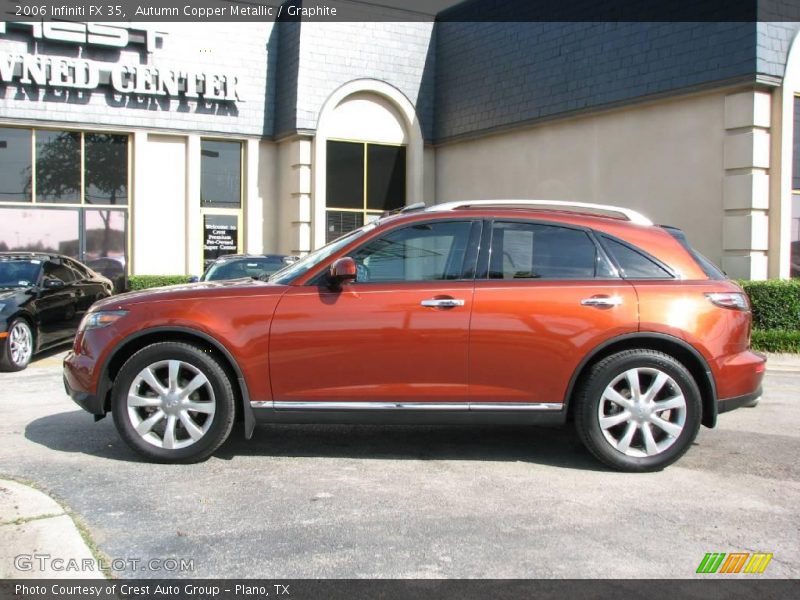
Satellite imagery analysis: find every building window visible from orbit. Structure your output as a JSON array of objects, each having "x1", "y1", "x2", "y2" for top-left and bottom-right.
[
  {"x1": 0, "y1": 127, "x2": 32, "y2": 202},
  {"x1": 0, "y1": 127, "x2": 130, "y2": 283},
  {"x1": 85, "y1": 134, "x2": 128, "y2": 205},
  {"x1": 35, "y1": 130, "x2": 81, "y2": 203},
  {"x1": 201, "y1": 140, "x2": 242, "y2": 208},
  {"x1": 326, "y1": 140, "x2": 406, "y2": 242},
  {"x1": 0, "y1": 127, "x2": 129, "y2": 206},
  {"x1": 200, "y1": 139, "x2": 243, "y2": 269}
]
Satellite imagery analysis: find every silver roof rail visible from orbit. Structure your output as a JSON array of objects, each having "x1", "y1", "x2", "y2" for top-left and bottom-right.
[{"x1": 427, "y1": 199, "x2": 653, "y2": 226}]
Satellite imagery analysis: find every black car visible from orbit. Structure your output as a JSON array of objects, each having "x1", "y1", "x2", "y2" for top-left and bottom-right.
[
  {"x1": 0, "y1": 253, "x2": 113, "y2": 371},
  {"x1": 193, "y1": 254, "x2": 296, "y2": 282}
]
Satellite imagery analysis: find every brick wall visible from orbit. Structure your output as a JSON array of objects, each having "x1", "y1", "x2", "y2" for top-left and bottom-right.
[
  {"x1": 282, "y1": 21, "x2": 435, "y2": 141},
  {"x1": 434, "y1": 21, "x2": 759, "y2": 142}
]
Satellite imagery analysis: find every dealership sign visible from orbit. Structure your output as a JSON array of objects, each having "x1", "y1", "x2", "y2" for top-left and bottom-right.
[{"x1": 0, "y1": 21, "x2": 241, "y2": 101}]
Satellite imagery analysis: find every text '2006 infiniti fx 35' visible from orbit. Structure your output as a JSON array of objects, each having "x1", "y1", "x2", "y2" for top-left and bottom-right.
[{"x1": 64, "y1": 200, "x2": 765, "y2": 472}]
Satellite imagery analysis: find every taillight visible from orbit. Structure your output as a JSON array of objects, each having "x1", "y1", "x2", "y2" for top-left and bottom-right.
[{"x1": 705, "y1": 292, "x2": 749, "y2": 310}]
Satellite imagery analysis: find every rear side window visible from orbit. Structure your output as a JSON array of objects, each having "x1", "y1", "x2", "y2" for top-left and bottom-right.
[
  {"x1": 489, "y1": 222, "x2": 615, "y2": 279},
  {"x1": 601, "y1": 236, "x2": 673, "y2": 279}
]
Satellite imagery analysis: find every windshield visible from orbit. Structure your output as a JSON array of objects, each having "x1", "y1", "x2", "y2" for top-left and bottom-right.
[
  {"x1": 269, "y1": 223, "x2": 377, "y2": 285},
  {"x1": 0, "y1": 260, "x2": 42, "y2": 288},
  {"x1": 202, "y1": 257, "x2": 286, "y2": 282}
]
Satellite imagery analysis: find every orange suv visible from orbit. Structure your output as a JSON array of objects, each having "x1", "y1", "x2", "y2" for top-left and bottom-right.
[{"x1": 63, "y1": 200, "x2": 766, "y2": 471}]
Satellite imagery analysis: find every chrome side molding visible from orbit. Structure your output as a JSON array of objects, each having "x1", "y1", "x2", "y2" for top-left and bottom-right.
[{"x1": 251, "y1": 401, "x2": 563, "y2": 411}]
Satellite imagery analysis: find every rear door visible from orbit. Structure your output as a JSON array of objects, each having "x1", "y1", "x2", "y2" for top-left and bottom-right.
[{"x1": 468, "y1": 220, "x2": 639, "y2": 405}]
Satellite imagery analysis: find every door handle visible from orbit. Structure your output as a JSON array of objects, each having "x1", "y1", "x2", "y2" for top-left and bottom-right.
[
  {"x1": 420, "y1": 298, "x2": 465, "y2": 308},
  {"x1": 581, "y1": 295, "x2": 622, "y2": 308}
]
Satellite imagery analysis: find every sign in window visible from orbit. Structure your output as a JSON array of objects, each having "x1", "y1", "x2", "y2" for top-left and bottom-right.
[{"x1": 203, "y1": 214, "x2": 239, "y2": 268}]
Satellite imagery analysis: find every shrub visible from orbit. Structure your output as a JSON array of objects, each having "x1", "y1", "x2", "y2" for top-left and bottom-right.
[
  {"x1": 127, "y1": 275, "x2": 191, "y2": 291},
  {"x1": 738, "y1": 279, "x2": 800, "y2": 331},
  {"x1": 750, "y1": 329, "x2": 800, "y2": 353}
]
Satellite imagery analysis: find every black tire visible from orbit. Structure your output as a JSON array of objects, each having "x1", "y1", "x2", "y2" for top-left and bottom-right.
[
  {"x1": 111, "y1": 342, "x2": 236, "y2": 464},
  {"x1": 0, "y1": 318, "x2": 34, "y2": 372},
  {"x1": 574, "y1": 349, "x2": 702, "y2": 472}
]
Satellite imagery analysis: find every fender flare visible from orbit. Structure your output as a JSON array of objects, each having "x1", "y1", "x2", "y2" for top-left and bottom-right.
[
  {"x1": 563, "y1": 332, "x2": 718, "y2": 428},
  {"x1": 99, "y1": 326, "x2": 256, "y2": 439}
]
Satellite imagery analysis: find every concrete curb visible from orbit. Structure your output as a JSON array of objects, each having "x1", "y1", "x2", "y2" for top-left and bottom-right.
[
  {"x1": 0, "y1": 479, "x2": 105, "y2": 579},
  {"x1": 765, "y1": 352, "x2": 800, "y2": 373}
]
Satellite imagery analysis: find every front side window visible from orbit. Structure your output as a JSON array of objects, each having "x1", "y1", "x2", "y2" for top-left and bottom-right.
[
  {"x1": 351, "y1": 221, "x2": 472, "y2": 283},
  {"x1": 489, "y1": 222, "x2": 612, "y2": 279}
]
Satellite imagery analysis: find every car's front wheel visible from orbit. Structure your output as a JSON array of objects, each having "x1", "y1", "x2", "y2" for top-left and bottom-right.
[
  {"x1": 111, "y1": 342, "x2": 236, "y2": 463},
  {"x1": 574, "y1": 349, "x2": 702, "y2": 472},
  {"x1": 0, "y1": 318, "x2": 34, "y2": 372}
]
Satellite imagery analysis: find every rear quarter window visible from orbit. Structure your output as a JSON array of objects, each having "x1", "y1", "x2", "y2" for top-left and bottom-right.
[{"x1": 601, "y1": 236, "x2": 673, "y2": 279}]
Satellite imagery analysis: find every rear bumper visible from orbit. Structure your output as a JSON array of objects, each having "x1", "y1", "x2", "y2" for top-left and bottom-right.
[{"x1": 718, "y1": 387, "x2": 762, "y2": 414}]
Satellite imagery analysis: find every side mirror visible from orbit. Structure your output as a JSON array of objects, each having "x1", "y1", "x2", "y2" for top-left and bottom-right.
[
  {"x1": 43, "y1": 278, "x2": 65, "y2": 289},
  {"x1": 188, "y1": 276, "x2": 200, "y2": 283},
  {"x1": 329, "y1": 257, "x2": 357, "y2": 286}
]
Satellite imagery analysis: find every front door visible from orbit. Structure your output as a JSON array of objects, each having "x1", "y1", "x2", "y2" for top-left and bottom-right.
[
  {"x1": 469, "y1": 220, "x2": 639, "y2": 405},
  {"x1": 269, "y1": 220, "x2": 480, "y2": 404}
]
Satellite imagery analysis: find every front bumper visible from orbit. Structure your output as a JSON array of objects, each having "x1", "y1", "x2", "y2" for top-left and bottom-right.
[{"x1": 63, "y1": 351, "x2": 106, "y2": 415}]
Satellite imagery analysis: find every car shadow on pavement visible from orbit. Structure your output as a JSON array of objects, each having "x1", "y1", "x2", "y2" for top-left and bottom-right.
[
  {"x1": 24, "y1": 410, "x2": 149, "y2": 463},
  {"x1": 217, "y1": 422, "x2": 609, "y2": 471},
  {"x1": 25, "y1": 411, "x2": 608, "y2": 471}
]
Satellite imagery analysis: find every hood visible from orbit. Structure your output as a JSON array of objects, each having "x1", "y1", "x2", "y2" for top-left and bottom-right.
[{"x1": 91, "y1": 277, "x2": 287, "y2": 310}]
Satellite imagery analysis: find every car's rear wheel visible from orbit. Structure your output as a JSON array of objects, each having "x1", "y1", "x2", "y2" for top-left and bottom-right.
[
  {"x1": 574, "y1": 349, "x2": 701, "y2": 472},
  {"x1": 111, "y1": 342, "x2": 236, "y2": 463},
  {"x1": 0, "y1": 318, "x2": 34, "y2": 372}
]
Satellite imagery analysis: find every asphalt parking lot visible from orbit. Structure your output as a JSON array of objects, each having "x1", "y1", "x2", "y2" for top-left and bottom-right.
[{"x1": 0, "y1": 348, "x2": 798, "y2": 579}]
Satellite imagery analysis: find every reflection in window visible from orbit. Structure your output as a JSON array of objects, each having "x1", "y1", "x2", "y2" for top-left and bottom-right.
[
  {"x1": 352, "y1": 221, "x2": 471, "y2": 282},
  {"x1": 85, "y1": 134, "x2": 128, "y2": 205},
  {"x1": 490, "y1": 222, "x2": 608, "y2": 280},
  {"x1": 85, "y1": 210, "x2": 126, "y2": 261},
  {"x1": 0, "y1": 207, "x2": 79, "y2": 256},
  {"x1": 0, "y1": 127, "x2": 32, "y2": 202},
  {"x1": 35, "y1": 130, "x2": 81, "y2": 203},
  {"x1": 201, "y1": 140, "x2": 242, "y2": 208}
]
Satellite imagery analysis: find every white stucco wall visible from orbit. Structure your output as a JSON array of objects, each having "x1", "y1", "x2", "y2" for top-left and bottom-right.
[{"x1": 434, "y1": 91, "x2": 731, "y2": 267}]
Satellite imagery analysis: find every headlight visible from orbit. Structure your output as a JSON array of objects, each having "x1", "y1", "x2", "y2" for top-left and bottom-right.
[{"x1": 79, "y1": 310, "x2": 128, "y2": 332}]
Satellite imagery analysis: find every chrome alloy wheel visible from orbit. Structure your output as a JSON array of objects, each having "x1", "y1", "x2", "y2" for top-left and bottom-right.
[
  {"x1": 597, "y1": 367, "x2": 687, "y2": 458},
  {"x1": 126, "y1": 360, "x2": 216, "y2": 450},
  {"x1": 9, "y1": 321, "x2": 33, "y2": 367}
]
